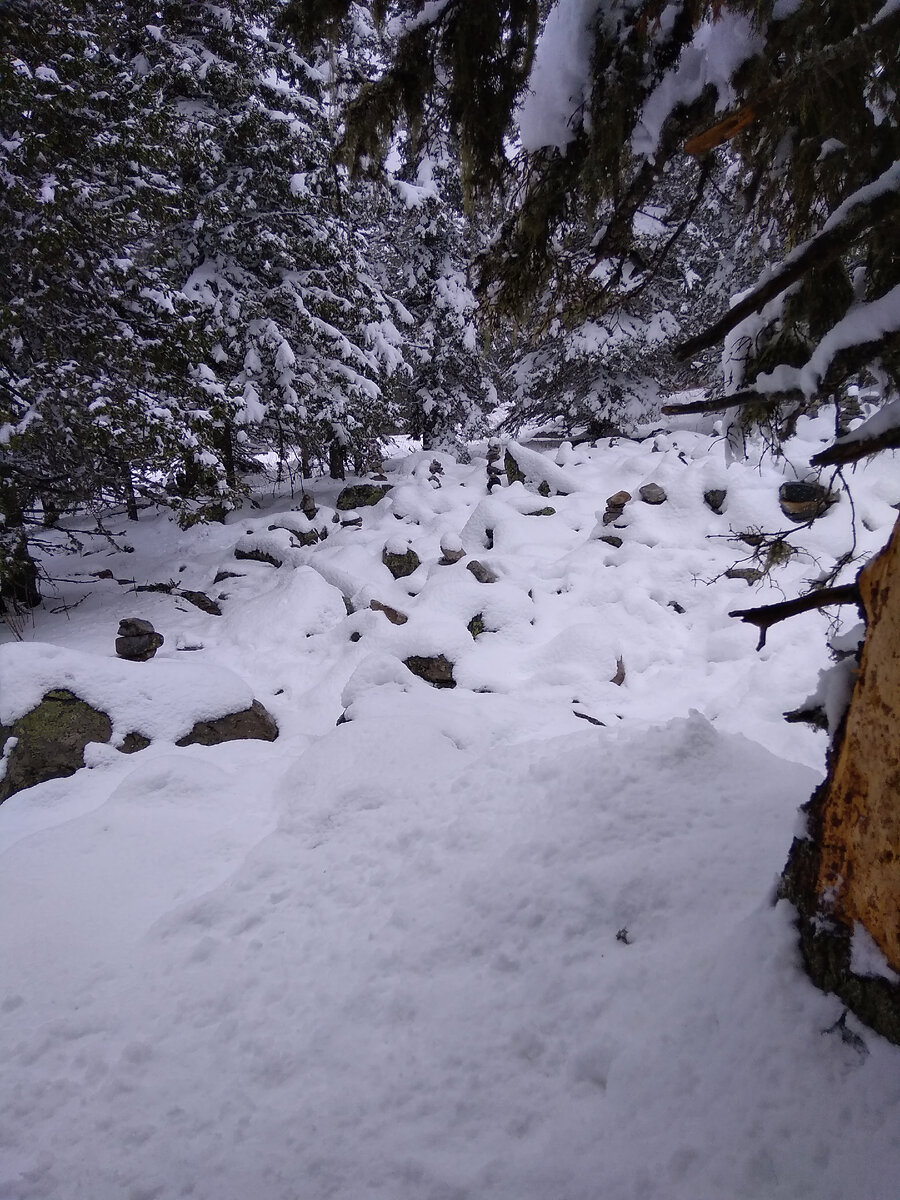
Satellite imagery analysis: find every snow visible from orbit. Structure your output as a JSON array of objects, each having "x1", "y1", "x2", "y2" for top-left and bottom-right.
[
  {"x1": 632, "y1": 13, "x2": 762, "y2": 159},
  {"x1": 2, "y1": 418, "x2": 900, "y2": 1199},
  {"x1": 851, "y1": 924, "x2": 900, "y2": 983},
  {"x1": 0, "y1": 642, "x2": 255, "y2": 744},
  {"x1": 756, "y1": 283, "x2": 900, "y2": 396},
  {"x1": 831, "y1": 396, "x2": 900, "y2": 445},
  {"x1": 518, "y1": 0, "x2": 601, "y2": 152}
]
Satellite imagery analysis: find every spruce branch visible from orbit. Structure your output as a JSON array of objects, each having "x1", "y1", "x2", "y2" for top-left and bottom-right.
[{"x1": 673, "y1": 181, "x2": 900, "y2": 362}]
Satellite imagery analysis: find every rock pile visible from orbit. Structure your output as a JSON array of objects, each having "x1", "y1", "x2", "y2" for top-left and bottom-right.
[{"x1": 115, "y1": 617, "x2": 164, "y2": 661}]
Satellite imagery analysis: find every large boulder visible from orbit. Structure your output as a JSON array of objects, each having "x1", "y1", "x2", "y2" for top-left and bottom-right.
[
  {"x1": 0, "y1": 643, "x2": 280, "y2": 803},
  {"x1": 336, "y1": 483, "x2": 391, "y2": 510},
  {"x1": 176, "y1": 700, "x2": 278, "y2": 748},
  {"x1": 0, "y1": 689, "x2": 112, "y2": 803}
]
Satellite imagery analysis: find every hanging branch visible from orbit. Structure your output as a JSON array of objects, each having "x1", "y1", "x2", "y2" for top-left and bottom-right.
[
  {"x1": 682, "y1": 4, "x2": 900, "y2": 156},
  {"x1": 730, "y1": 584, "x2": 861, "y2": 650},
  {"x1": 672, "y1": 182, "x2": 900, "y2": 362},
  {"x1": 811, "y1": 427, "x2": 900, "y2": 467},
  {"x1": 661, "y1": 388, "x2": 804, "y2": 416}
]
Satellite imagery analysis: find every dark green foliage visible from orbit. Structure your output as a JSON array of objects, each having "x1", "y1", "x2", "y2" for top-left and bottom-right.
[
  {"x1": 335, "y1": 0, "x2": 900, "y2": 432},
  {"x1": 331, "y1": 1, "x2": 539, "y2": 198},
  {"x1": 0, "y1": 0, "x2": 426, "y2": 604}
]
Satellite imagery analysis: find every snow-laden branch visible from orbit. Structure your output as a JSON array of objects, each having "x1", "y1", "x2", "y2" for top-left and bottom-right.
[
  {"x1": 674, "y1": 160, "x2": 900, "y2": 362},
  {"x1": 753, "y1": 283, "x2": 900, "y2": 397},
  {"x1": 682, "y1": 2, "x2": 900, "y2": 157},
  {"x1": 660, "y1": 388, "x2": 802, "y2": 417},
  {"x1": 812, "y1": 399, "x2": 900, "y2": 466}
]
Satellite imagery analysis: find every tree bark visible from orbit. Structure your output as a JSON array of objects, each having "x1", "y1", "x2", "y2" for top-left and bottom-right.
[
  {"x1": 780, "y1": 514, "x2": 900, "y2": 1044},
  {"x1": 328, "y1": 440, "x2": 346, "y2": 480}
]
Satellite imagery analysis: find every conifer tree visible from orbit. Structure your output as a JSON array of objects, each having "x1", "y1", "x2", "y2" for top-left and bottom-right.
[{"x1": 322, "y1": 0, "x2": 899, "y2": 437}]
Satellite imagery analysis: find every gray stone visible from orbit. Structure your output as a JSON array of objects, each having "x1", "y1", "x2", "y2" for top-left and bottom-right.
[
  {"x1": 600, "y1": 535, "x2": 623, "y2": 548},
  {"x1": 504, "y1": 450, "x2": 526, "y2": 486},
  {"x1": 403, "y1": 655, "x2": 456, "y2": 689},
  {"x1": 336, "y1": 483, "x2": 391, "y2": 510},
  {"x1": 118, "y1": 617, "x2": 155, "y2": 636},
  {"x1": 269, "y1": 524, "x2": 319, "y2": 547},
  {"x1": 175, "y1": 700, "x2": 279, "y2": 748},
  {"x1": 382, "y1": 546, "x2": 421, "y2": 579},
  {"x1": 704, "y1": 488, "x2": 727, "y2": 514},
  {"x1": 466, "y1": 560, "x2": 498, "y2": 584},
  {"x1": 116, "y1": 618, "x2": 164, "y2": 661},
  {"x1": 639, "y1": 483, "x2": 667, "y2": 505},
  {"x1": 235, "y1": 546, "x2": 282, "y2": 567},
  {"x1": 602, "y1": 490, "x2": 631, "y2": 525},
  {"x1": 778, "y1": 480, "x2": 835, "y2": 523},
  {"x1": 369, "y1": 599, "x2": 409, "y2": 625},
  {"x1": 120, "y1": 731, "x2": 152, "y2": 754},
  {"x1": 0, "y1": 689, "x2": 112, "y2": 803}
]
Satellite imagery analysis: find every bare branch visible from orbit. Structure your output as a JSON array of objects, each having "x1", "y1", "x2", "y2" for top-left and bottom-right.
[
  {"x1": 811, "y1": 427, "x2": 900, "y2": 467},
  {"x1": 673, "y1": 183, "x2": 900, "y2": 362},
  {"x1": 661, "y1": 389, "x2": 804, "y2": 416},
  {"x1": 730, "y1": 584, "x2": 862, "y2": 650}
]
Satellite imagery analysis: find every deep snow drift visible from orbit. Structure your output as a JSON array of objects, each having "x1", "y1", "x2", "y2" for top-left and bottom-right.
[{"x1": 2, "y1": 415, "x2": 900, "y2": 1200}]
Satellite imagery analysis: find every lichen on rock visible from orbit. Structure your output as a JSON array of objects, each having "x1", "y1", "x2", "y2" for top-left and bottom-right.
[
  {"x1": 0, "y1": 689, "x2": 112, "y2": 803},
  {"x1": 336, "y1": 484, "x2": 391, "y2": 510}
]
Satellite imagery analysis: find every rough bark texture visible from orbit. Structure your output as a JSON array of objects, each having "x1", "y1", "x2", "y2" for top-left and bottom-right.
[{"x1": 781, "y1": 514, "x2": 900, "y2": 1043}]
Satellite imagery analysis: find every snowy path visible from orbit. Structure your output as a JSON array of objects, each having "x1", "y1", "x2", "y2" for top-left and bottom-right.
[
  {"x1": 3, "y1": 421, "x2": 900, "y2": 1198},
  {"x1": 4, "y1": 714, "x2": 898, "y2": 1199}
]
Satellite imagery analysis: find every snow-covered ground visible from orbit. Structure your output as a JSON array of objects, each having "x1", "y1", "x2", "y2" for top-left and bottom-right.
[{"x1": 2, "y1": 414, "x2": 900, "y2": 1200}]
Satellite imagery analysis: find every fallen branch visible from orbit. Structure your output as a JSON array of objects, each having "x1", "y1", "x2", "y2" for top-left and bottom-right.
[
  {"x1": 730, "y1": 583, "x2": 861, "y2": 650},
  {"x1": 661, "y1": 389, "x2": 803, "y2": 416},
  {"x1": 811, "y1": 427, "x2": 900, "y2": 467}
]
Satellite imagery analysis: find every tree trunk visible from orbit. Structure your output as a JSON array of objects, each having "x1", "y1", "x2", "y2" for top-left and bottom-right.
[
  {"x1": 216, "y1": 421, "x2": 237, "y2": 490},
  {"x1": 780, "y1": 514, "x2": 900, "y2": 1042},
  {"x1": 123, "y1": 466, "x2": 138, "y2": 521},
  {"x1": 328, "y1": 440, "x2": 346, "y2": 480}
]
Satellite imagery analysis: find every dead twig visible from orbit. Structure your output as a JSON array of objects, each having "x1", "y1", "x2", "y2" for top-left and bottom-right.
[{"x1": 730, "y1": 584, "x2": 862, "y2": 649}]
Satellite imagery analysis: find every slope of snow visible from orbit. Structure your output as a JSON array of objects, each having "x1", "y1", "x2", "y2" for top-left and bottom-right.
[{"x1": 2, "y1": 418, "x2": 899, "y2": 1199}]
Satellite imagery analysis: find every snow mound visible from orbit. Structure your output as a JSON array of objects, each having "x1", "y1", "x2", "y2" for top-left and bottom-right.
[{"x1": 0, "y1": 641, "x2": 255, "y2": 744}]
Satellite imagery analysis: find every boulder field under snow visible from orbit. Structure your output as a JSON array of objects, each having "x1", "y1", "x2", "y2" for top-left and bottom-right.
[{"x1": 2, "y1": 418, "x2": 900, "y2": 1199}]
